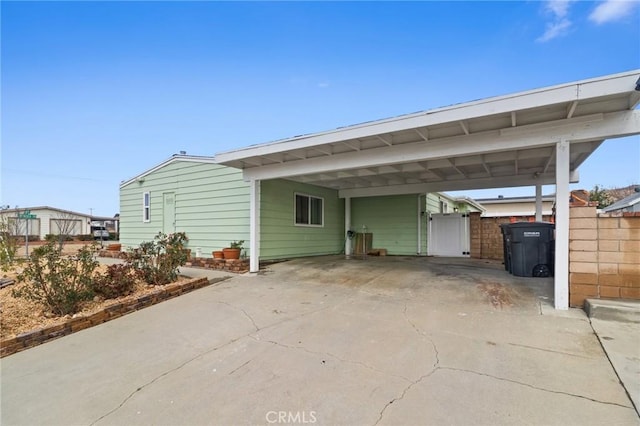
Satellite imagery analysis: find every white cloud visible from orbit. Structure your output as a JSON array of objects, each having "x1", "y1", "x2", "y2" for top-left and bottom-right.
[
  {"x1": 317, "y1": 82, "x2": 330, "y2": 88},
  {"x1": 537, "y1": 18, "x2": 573, "y2": 42},
  {"x1": 537, "y1": 0, "x2": 576, "y2": 42},
  {"x1": 545, "y1": 0, "x2": 573, "y2": 18},
  {"x1": 589, "y1": 0, "x2": 640, "y2": 24}
]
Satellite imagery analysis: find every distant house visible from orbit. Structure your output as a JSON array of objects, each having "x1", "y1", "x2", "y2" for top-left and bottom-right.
[
  {"x1": 601, "y1": 188, "x2": 640, "y2": 213},
  {"x1": 475, "y1": 195, "x2": 555, "y2": 219},
  {"x1": 0, "y1": 206, "x2": 115, "y2": 240}
]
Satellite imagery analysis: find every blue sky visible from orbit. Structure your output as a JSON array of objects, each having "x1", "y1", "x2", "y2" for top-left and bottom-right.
[{"x1": 2, "y1": 1, "x2": 639, "y2": 216}]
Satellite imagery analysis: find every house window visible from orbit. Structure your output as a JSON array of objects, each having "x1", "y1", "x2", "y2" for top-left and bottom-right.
[
  {"x1": 143, "y1": 192, "x2": 151, "y2": 222},
  {"x1": 439, "y1": 200, "x2": 448, "y2": 213},
  {"x1": 295, "y1": 193, "x2": 323, "y2": 226}
]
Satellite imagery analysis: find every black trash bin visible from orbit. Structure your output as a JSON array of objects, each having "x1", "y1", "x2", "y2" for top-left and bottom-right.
[{"x1": 507, "y1": 222, "x2": 555, "y2": 277}]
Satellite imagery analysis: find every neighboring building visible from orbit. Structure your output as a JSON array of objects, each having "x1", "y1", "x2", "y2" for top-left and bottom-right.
[
  {"x1": 601, "y1": 188, "x2": 640, "y2": 213},
  {"x1": 475, "y1": 195, "x2": 555, "y2": 218},
  {"x1": 0, "y1": 206, "x2": 114, "y2": 240},
  {"x1": 119, "y1": 155, "x2": 483, "y2": 259}
]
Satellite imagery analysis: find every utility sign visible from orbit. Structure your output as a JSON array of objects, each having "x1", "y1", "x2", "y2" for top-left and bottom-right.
[{"x1": 18, "y1": 210, "x2": 36, "y2": 220}]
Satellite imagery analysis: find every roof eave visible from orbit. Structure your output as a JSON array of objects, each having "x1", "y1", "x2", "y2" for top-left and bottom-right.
[{"x1": 120, "y1": 154, "x2": 217, "y2": 189}]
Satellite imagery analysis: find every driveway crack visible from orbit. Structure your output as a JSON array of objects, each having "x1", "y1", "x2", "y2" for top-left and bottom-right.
[
  {"x1": 373, "y1": 369, "x2": 438, "y2": 426},
  {"x1": 372, "y1": 304, "x2": 442, "y2": 425},
  {"x1": 440, "y1": 366, "x2": 632, "y2": 409},
  {"x1": 252, "y1": 336, "x2": 414, "y2": 383},
  {"x1": 216, "y1": 301, "x2": 259, "y2": 331},
  {"x1": 89, "y1": 334, "x2": 250, "y2": 425},
  {"x1": 403, "y1": 303, "x2": 440, "y2": 368}
]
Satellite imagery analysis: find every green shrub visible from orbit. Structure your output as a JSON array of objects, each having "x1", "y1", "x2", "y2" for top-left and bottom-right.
[
  {"x1": 13, "y1": 241, "x2": 99, "y2": 315},
  {"x1": 124, "y1": 232, "x2": 188, "y2": 285},
  {"x1": 76, "y1": 234, "x2": 94, "y2": 241},
  {"x1": 92, "y1": 264, "x2": 137, "y2": 299},
  {"x1": 0, "y1": 231, "x2": 19, "y2": 272}
]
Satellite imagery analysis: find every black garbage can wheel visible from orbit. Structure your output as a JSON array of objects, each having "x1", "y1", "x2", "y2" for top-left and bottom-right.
[{"x1": 532, "y1": 264, "x2": 551, "y2": 278}]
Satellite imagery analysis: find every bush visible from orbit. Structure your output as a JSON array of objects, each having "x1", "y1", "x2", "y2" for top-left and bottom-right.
[
  {"x1": 0, "y1": 231, "x2": 19, "y2": 272},
  {"x1": 10, "y1": 235, "x2": 40, "y2": 243},
  {"x1": 13, "y1": 241, "x2": 99, "y2": 315},
  {"x1": 76, "y1": 234, "x2": 94, "y2": 241},
  {"x1": 46, "y1": 234, "x2": 73, "y2": 242},
  {"x1": 108, "y1": 232, "x2": 119, "y2": 241},
  {"x1": 124, "y1": 232, "x2": 188, "y2": 285},
  {"x1": 92, "y1": 264, "x2": 137, "y2": 299}
]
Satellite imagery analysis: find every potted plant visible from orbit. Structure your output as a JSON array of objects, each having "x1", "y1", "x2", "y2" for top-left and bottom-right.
[
  {"x1": 212, "y1": 250, "x2": 224, "y2": 259},
  {"x1": 222, "y1": 240, "x2": 244, "y2": 260}
]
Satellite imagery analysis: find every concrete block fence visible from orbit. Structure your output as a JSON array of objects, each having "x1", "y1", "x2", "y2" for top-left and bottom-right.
[{"x1": 569, "y1": 207, "x2": 640, "y2": 307}]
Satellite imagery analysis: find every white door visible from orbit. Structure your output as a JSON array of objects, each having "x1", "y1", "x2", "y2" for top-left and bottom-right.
[
  {"x1": 163, "y1": 192, "x2": 176, "y2": 234},
  {"x1": 427, "y1": 213, "x2": 470, "y2": 257}
]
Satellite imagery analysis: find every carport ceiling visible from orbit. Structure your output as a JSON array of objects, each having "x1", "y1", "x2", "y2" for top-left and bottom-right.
[{"x1": 217, "y1": 70, "x2": 640, "y2": 196}]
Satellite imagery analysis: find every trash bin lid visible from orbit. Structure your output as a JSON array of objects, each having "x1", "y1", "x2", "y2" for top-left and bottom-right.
[{"x1": 507, "y1": 221, "x2": 555, "y2": 229}]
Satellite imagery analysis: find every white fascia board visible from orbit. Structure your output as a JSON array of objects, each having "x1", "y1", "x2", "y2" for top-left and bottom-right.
[
  {"x1": 216, "y1": 70, "x2": 640, "y2": 164},
  {"x1": 481, "y1": 210, "x2": 553, "y2": 217},
  {"x1": 478, "y1": 197, "x2": 555, "y2": 204},
  {"x1": 338, "y1": 171, "x2": 579, "y2": 199},
  {"x1": 244, "y1": 110, "x2": 639, "y2": 182},
  {"x1": 454, "y1": 196, "x2": 486, "y2": 212},
  {"x1": 120, "y1": 155, "x2": 217, "y2": 188}
]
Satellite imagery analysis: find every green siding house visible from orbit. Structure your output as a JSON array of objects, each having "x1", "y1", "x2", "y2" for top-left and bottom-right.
[
  {"x1": 120, "y1": 155, "x2": 346, "y2": 260},
  {"x1": 120, "y1": 154, "x2": 482, "y2": 262},
  {"x1": 120, "y1": 156, "x2": 251, "y2": 257}
]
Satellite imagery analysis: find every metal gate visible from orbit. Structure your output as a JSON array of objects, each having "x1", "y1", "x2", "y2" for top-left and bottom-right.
[{"x1": 427, "y1": 213, "x2": 470, "y2": 257}]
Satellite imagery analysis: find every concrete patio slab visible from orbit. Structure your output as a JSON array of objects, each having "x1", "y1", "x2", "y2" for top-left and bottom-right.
[{"x1": 1, "y1": 256, "x2": 637, "y2": 425}]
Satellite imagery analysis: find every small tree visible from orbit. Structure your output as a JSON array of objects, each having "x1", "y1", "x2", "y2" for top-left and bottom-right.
[
  {"x1": 589, "y1": 185, "x2": 614, "y2": 208},
  {"x1": 51, "y1": 212, "x2": 79, "y2": 249}
]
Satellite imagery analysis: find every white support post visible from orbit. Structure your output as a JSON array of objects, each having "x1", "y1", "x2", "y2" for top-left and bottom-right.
[
  {"x1": 535, "y1": 184, "x2": 543, "y2": 222},
  {"x1": 417, "y1": 195, "x2": 422, "y2": 255},
  {"x1": 345, "y1": 197, "x2": 352, "y2": 256},
  {"x1": 249, "y1": 179, "x2": 261, "y2": 273},
  {"x1": 554, "y1": 139, "x2": 570, "y2": 310}
]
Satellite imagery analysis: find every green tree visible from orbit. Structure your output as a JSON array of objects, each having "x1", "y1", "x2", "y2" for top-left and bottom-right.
[{"x1": 589, "y1": 185, "x2": 613, "y2": 208}]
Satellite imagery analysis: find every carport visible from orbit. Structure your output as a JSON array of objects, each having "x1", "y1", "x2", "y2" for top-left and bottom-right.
[{"x1": 217, "y1": 70, "x2": 640, "y2": 309}]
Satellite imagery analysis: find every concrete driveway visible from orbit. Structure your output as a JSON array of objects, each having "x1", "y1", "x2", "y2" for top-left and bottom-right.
[{"x1": 1, "y1": 256, "x2": 637, "y2": 425}]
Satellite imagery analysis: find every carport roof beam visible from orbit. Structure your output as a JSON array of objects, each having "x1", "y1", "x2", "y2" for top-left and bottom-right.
[{"x1": 240, "y1": 110, "x2": 640, "y2": 182}]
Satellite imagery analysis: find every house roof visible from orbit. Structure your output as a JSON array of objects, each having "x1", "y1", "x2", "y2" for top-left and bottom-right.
[
  {"x1": 120, "y1": 154, "x2": 217, "y2": 189},
  {"x1": 436, "y1": 192, "x2": 485, "y2": 211},
  {"x1": 601, "y1": 189, "x2": 640, "y2": 212},
  {"x1": 216, "y1": 70, "x2": 640, "y2": 198},
  {"x1": 0, "y1": 206, "x2": 114, "y2": 222}
]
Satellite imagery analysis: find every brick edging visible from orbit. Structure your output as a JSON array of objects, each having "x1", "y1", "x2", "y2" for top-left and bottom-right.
[
  {"x1": 0, "y1": 276, "x2": 213, "y2": 358},
  {"x1": 97, "y1": 251, "x2": 251, "y2": 274}
]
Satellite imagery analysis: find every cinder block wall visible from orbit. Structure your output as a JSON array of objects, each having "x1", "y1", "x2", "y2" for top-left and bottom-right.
[
  {"x1": 569, "y1": 206, "x2": 640, "y2": 307},
  {"x1": 469, "y1": 213, "x2": 553, "y2": 260}
]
